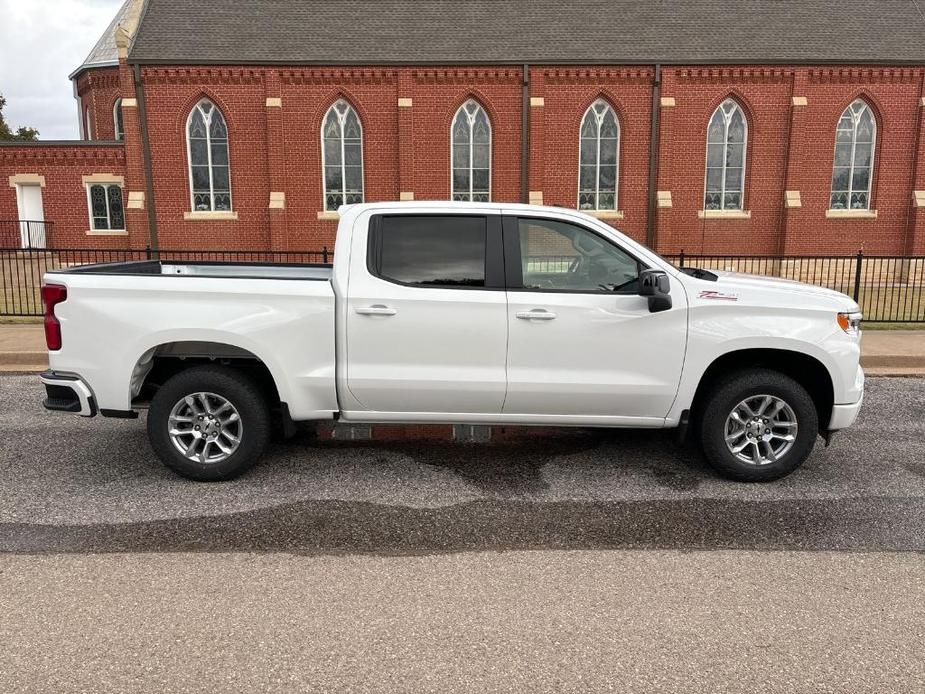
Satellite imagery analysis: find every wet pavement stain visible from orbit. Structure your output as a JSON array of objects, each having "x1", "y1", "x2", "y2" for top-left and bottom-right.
[{"x1": 4, "y1": 497, "x2": 925, "y2": 555}]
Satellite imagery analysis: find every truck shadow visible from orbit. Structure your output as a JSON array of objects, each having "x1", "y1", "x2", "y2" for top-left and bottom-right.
[{"x1": 274, "y1": 427, "x2": 709, "y2": 495}]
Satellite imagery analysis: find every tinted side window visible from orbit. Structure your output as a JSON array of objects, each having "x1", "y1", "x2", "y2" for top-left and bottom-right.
[
  {"x1": 377, "y1": 216, "x2": 486, "y2": 287},
  {"x1": 518, "y1": 218, "x2": 641, "y2": 293}
]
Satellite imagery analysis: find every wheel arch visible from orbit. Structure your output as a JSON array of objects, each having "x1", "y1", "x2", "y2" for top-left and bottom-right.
[
  {"x1": 129, "y1": 339, "x2": 284, "y2": 408},
  {"x1": 689, "y1": 348, "x2": 835, "y2": 430}
]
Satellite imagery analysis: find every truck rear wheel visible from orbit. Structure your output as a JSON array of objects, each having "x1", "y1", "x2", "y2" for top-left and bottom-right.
[
  {"x1": 698, "y1": 368, "x2": 818, "y2": 482},
  {"x1": 147, "y1": 365, "x2": 271, "y2": 481}
]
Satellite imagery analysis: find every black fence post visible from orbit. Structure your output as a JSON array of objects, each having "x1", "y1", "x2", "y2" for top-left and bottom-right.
[
  {"x1": 323, "y1": 246, "x2": 329, "y2": 264},
  {"x1": 678, "y1": 249, "x2": 685, "y2": 268},
  {"x1": 852, "y1": 250, "x2": 863, "y2": 303},
  {"x1": 145, "y1": 245, "x2": 152, "y2": 260}
]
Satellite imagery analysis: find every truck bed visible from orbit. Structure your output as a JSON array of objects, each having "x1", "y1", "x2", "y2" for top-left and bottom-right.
[
  {"x1": 44, "y1": 258, "x2": 338, "y2": 421},
  {"x1": 58, "y1": 259, "x2": 333, "y2": 281}
]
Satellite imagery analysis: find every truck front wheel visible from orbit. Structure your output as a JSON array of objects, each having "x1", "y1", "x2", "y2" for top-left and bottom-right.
[
  {"x1": 698, "y1": 369, "x2": 818, "y2": 482},
  {"x1": 147, "y1": 365, "x2": 271, "y2": 481}
]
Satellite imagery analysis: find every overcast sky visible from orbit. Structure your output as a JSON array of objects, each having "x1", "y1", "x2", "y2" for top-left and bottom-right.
[{"x1": 0, "y1": 0, "x2": 124, "y2": 140}]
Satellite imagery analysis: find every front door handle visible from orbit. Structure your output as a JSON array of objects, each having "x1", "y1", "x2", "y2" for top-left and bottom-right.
[
  {"x1": 516, "y1": 309, "x2": 557, "y2": 321},
  {"x1": 355, "y1": 305, "x2": 397, "y2": 316}
]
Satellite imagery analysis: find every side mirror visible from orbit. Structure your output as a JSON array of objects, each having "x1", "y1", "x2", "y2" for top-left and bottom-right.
[{"x1": 639, "y1": 269, "x2": 672, "y2": 313}]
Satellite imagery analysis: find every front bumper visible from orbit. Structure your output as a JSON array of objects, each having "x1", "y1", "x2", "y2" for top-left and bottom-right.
[
  {"x1": 40, "y1": 371, "x2": 97, "y2": 417},
  {"x1": 829, "y1": 396, "x2": 863, "y2": 431},
  {"x1": 828, "y1": 363, "x2": 864, "y2": 432}
]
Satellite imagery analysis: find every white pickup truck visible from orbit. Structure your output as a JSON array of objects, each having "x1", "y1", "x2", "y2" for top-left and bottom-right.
[{"x1": 39, "y1": 202, "x2": 864, "y2": 482}]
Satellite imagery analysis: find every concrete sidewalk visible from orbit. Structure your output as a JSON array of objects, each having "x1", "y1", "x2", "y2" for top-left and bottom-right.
[{"x1": 0, "y1": 323, "x2": 923, "y2": 374}]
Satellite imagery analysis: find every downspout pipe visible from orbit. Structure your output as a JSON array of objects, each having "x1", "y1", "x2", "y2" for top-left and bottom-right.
[
  {"x1": 521, "y1": 63, "x2": 530, "y2": 204},
  {"x1": 133, "y1": 63, "x2": 158, "y2": 252},
  {"x1": 646, "y1": 64, "x2": 662, "y2": 249}
]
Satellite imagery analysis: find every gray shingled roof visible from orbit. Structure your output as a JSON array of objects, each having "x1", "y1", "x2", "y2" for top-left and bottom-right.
[
  {"x1": 128, "y1": 0, "x2": 925, "y2": 65},
  {"x1": 70, "y1": 0, "x2": 135, "y2": 77}
]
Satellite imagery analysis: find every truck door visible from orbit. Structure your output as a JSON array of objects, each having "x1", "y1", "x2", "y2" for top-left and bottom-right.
[
  {"x1": 345, "y1": 212, "x2": 507, "y2": 414},
  {"x1": 502, "y1": 214, "x2": 687, "y2": 420}
]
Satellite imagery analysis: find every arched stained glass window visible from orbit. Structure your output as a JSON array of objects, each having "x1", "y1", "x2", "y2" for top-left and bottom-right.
[
  {"x1": 578, "y1": 99, "x2": 620, "y2": 210},
  {"x1": 830, "y1": 99, "x2": 876, "y2": 210},
  {"x1": 186, "y1": 99, "x2": 232, "y2": 212},
  {"x1": 322, "y1": 99, "x2": 364, "y2": 211},
  {"x1": 451, "y1": 99, "x2": 491, "y2": 202},
  {"x1": 704, "y1": 99, "x2": 747, "y2": 211}
]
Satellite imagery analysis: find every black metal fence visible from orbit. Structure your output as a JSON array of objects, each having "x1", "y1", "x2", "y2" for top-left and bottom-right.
[
  {"x1": 1, "y1": 245, "x2": 922, "y2": 322},
  {"x1": 0, "y1": 220, "x2": 54, "y2": 249},
  {"x1": 669, "y1": 252, "x2": 924, "y2": 323},
  {"x1": 0, "y1": 246, "x2": 330, "y2": 317}
]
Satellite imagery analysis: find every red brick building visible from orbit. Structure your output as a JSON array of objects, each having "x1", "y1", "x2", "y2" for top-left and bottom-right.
[{"x1": 3, "y1": 0, "x2": 925, "y2": 256}]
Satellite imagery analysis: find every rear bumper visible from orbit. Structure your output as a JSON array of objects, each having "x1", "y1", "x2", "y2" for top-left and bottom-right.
[{"x1": 40, "y1": 371, "x2": 97, "y2": 417}]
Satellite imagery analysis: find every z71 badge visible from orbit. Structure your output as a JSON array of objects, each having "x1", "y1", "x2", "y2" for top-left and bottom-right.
[{"x1": 699, "y1": 290, "x2": 738, "y2": 301}]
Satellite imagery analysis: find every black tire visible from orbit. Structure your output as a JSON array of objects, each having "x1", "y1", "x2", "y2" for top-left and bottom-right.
[
  {"x1": 698, "y1": 368, "x2": 818, "y2": 482},
  {"x1": 147, "y1": 365, "x2": 271, "y2": 481}
]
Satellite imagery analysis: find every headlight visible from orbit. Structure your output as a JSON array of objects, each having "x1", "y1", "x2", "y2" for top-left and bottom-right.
[{"x1": 837, "y1": 311, "x2": 863, "y2": 335}]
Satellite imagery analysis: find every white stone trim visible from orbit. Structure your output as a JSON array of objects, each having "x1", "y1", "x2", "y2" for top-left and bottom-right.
[
  {"x1": 126, "y1": 191, "x2": 145, "y2": 209},
  {"x1": 266, "y1": 97, "x2": 282, "y2": 108},
  {"x1": 85, "y1": 229, "x2": 129, "y2": 236},
  {"x1": 529, "y1": 97, "x2": 545, "y2": 107},
  {"x1": 656, "y1": 191, "x2": 672, "y2": 208},
  {"x1": 784, "y1": 190, "x2": 802, "y2": 208},
  {"x1": 399, "y1": 191, "x2": 415, "y2": 201},
  {"x1": 317, "y1": 211, "x2": 340, "y2": 220},
  {"x1": 585, "y1": 209, "x2": 624, "y2": 219},
  {"x1": 825, "y1": 209, "x2": 878, "y2": 219},
  {"x1": 122, "y1": 98, "x2": 137, "y2": 108},
  {"x1": 397, "y1": 98, "x2": 413, "y2": 108},
  {"x1": 791, "y1": 96, "x2": 808, "y2": 107},
  {"x1": 660, "y1": 96, "x2": 676, "y2": 108},
  {"x1": 269, "y1": 191, "x2": 286, "y2": 209},
  {"x1": 184, "y1": 210, "x2": 239, "y2": 221},
  {"x1": 913, "y1": 190, "x2": 925, "y2": 207},
  {"x1": 8, "y1": 174, "x2": 46, "y2": 188},
  {"x1": 82, "y1": 173, "x2": 125, "y2": 186},
  {"x1": 528, "y1": 191, "x2": 544, "y2": 205},
  {"x1": 698, "y1": 209, "x2": 752, "y2": 219}
]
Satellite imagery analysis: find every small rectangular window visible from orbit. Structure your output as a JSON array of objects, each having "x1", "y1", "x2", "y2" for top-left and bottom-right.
[
  {"x1": 86, "y1": 184, "x2": 125, "y2": 230},
  {"x1": 375, "y1": 215, "x2": 486, "y2": 287}
]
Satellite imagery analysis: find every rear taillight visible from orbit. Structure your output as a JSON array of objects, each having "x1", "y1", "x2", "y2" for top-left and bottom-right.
[{"x1": 41, "y1": 283, "x2": 67, "y2": 351}]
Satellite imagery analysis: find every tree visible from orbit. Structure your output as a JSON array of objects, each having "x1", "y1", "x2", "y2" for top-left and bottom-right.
[{"x1": 0, "y1": 93, "x2": 39, "y2": 141}]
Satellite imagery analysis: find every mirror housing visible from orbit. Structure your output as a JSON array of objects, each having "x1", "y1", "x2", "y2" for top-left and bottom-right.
[{"x1": 639, "y1": 269, "x2": 672, "y2": 313}]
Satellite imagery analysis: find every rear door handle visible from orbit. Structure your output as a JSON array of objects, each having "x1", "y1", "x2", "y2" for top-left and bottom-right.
[
  {"x1": 516, "y1": 309, "x2": 557, "y2": 321},
  {"x1": 355, "y1": 305, "x2": 397, "y2": 316}
]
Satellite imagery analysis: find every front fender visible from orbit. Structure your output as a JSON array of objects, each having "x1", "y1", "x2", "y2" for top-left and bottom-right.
[{"x1": 668, "y1": 310, "x2": 861, "y2": 422}]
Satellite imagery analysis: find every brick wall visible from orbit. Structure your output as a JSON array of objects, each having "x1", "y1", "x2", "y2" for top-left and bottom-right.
[
  {"x1": 0, "y1": 143, "x2": 126, "y2": 248},
  {"x1": 3, "y1": 61, "x2": 925, "y2": 256},
  {"x1": 76, "y1": 67, "x2": 122, "y2": 141}
]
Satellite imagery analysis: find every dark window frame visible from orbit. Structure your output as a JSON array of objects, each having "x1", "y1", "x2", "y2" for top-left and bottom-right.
[
  {"x1": 367, "y1": 214, "x2": 505, "y2": 290},
  {"x1": 502, "y1": 215, "x2": 648, "y2": 295}
]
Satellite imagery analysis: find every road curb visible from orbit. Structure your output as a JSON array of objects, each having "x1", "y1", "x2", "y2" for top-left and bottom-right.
[
  {"x1": 0, "y1": 351, "x2": 47, "y2": 366},
  {"x1": 861, "y1": 355, "x2": 925, "y2": 368}
]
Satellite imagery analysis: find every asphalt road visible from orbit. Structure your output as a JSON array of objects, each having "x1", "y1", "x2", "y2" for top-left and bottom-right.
[{"x1": 1, "y1": 375, "x2": 924, "y2": 692}]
